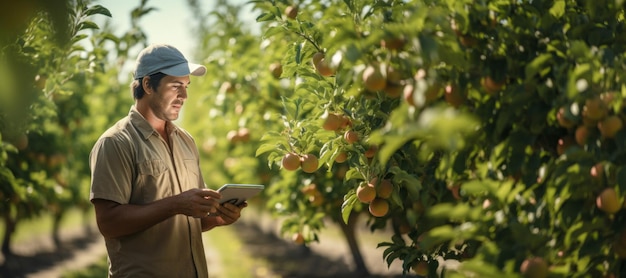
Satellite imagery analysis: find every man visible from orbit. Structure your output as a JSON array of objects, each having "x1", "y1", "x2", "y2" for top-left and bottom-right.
[{"x1": 89, "y1": 44, "x2": 245, "y2": 277}]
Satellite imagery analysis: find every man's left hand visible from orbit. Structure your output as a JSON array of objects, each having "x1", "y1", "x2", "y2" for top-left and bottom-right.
[{"x1": 213, "y1": 202, "x2": 247, "y2": 226}]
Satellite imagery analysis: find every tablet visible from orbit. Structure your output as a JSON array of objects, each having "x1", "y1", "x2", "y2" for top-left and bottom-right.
[{"x1": 217, "y1": 184, "x2": 265, "y2": 205}]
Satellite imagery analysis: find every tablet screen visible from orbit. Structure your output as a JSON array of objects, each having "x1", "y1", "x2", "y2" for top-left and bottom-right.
[{"x1": 217, "y1": 184, "x2": 265, "y2": 205}]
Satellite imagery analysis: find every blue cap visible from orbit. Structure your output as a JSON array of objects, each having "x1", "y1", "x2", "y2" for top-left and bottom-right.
[{"x1": 133, "y1": 44, "x2": 206, "y2": 79}]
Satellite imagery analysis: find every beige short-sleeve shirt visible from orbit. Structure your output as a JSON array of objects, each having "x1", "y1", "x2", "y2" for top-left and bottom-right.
[{"x1": 90, "y1": 106, "x2": 208, "y2": 278}]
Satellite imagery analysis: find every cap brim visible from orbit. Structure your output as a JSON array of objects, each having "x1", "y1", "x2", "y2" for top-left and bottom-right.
[
  {"x1": 160, "y1": 62, "x2": 207, "y2": 77},
  {"x1": 189, "y1": 63, "x2": 207, "y2": 76}
]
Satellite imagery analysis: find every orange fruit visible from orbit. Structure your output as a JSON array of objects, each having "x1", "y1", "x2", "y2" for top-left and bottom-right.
[
  {"x1": 344, "y1": 130, "x2": 359, "y2": 144},
  {"x1": 583, "y1": 97, "x2": 608, "y2": 121},
  {"x1": 444, "y1": 84, "x2": 464, "y2": 108},
  {"x1": 356, "y1": 182, "x2": 376, "y2": 203},
  {"x1": 300, "y1": 154, "x2": 319, "y2": 173},
  {"x1": 380, "y1": 36, "x2": 406, "y2": 51},
  {"x1": 281, "y1": 153, "x2": 301, "y2": 171},
  {"x1": 403, "y1": 84, "x2": 416, "y2": 106},
  {"x1": 556, "y1": 107, "x2": 576, "y2": 129},
  {"x1": 598, "y1": 115, "x2": 623, "y2": 138},
  {"x1": 364, "y1": 145, "x2": 378, "y2": 158},
  {"x1": 597, "y1": 187, "x2": 621, "y2": 214},
  {"x1": 520, "y1": 257, "x2": 548, "y2": 278},
  {"x1": 481, "y1": 76, "x2": 504, "y2": 95},
  {"x1": 574, "y1": 125, "x2": 590, "y2": 146},
  {"x1": 269, "y1": 62, "x2": 283, "y2": 79},
  {"x1": 362, "y1": 64, "x2": 386, "y2": 91},
  {"x1": 335, "y1": 152, "x2": 348, "y2": 163},
  {"x1": 369, "y1": 198, "x2": 389, "y2": 217},
  {"x1": 377, "y1": 179, "x2": 393, "y2": 199},
  {"x1": 312, "y1": 52, "x2": 334, "y2": 76},
  {"x1": 292, "y1": 232, "x2": 304, "y2": 244},
  {"x1": 322, "y1": 113, "x2": 342, "y2": 131},
  {"x1": 237, "y1": 128, "x2": 250, "y2": 142},
  {"x1": 590, "y1": 162, "x2": 605, "y2": 182},
  {"x1": 411, "y1": 261, "x2": 428, "y2": 276},
  {"x1": 285, "y1": 5, "x2": 298, "y2": 19}
]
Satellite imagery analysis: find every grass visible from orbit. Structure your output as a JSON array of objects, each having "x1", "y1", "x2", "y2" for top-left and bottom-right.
[{"x1": 203, "y1": 223, "x2": 277, "y2": 278}]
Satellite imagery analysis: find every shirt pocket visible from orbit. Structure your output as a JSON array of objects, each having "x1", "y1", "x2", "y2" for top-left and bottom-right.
[
  {"x1": 136, "y1": 159, "x2": 170, "y2": 203},
  {"x1": 183, "y1": 159, "x2": 200, "y2": 188}
]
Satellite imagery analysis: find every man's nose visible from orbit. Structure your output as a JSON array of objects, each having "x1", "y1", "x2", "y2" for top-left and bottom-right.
[{"x1": 179, "y1": 87, "x2": 188, "y2": 99}]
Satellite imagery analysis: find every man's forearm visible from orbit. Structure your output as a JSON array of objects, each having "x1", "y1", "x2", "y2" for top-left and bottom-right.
[{"x1": 93, "y1": 197, "x2": 178, "y2": 239}]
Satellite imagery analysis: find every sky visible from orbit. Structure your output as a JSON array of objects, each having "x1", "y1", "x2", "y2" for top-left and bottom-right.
[{"x1": 94, "y1": 0, "x2": 256, "y2": 60}]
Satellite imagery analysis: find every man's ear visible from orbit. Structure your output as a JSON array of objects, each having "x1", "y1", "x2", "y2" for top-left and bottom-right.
[{"x1": 142, "y1": 77, "x2": 153, "y2": 94}]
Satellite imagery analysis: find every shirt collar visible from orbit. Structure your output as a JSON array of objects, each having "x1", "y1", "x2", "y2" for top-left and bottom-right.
[{"x1": 129, "y1": 106, "x2": 180, "y2": 140}]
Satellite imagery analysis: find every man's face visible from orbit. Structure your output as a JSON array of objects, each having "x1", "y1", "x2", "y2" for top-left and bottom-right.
[{"x1": 147, "y1": 75, "x2": 191, "y2": 122}]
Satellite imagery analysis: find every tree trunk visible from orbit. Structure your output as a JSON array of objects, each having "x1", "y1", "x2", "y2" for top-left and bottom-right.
[
  {"x1": 52, "y1": 210, "x2": 63, "y2": 249},
  {"x1": 1, "y1": 213, "x2": 16, "y2": 258},
  {"x1": 337, "y1": 212, "x2": 369, "y2": 276}
]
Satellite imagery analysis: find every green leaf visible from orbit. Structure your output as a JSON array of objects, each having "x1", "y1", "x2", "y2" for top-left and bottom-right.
[
  {"x1": 385, "y1": 250, "x2": 402, "y2": 268},
  {"x1": 391, "y1": 234, "x2": 405, "y2": 245},
  {"x1": 462, "y1": 179, "x2": 495, "y2": 196},
  {"x1": 78, "y1": 21, "x2": 100, "y2": 31},
  {"x1": 570, "y1": 41, "x2": 591, "y2": 59},
  {"x1": 85, "y1": 4, "x2": 112, "y2": 17},
  {"x1": 132, "y1": 7, "x2": 158, "y2": 19},
  {"x1": 256, "y1": 142, "x2": 280, "y2": 157},
  {"x1": 377, "y1": 135, "x2": 410, "y2": 165},
  {"x1": 71, "y1": 34, "x2": 89, "y2": 44},
  {"x1": 525, "y1": 53, "x2": 552, "y2": 79},
  {"x1": 563, "y1": 220, "x2": 586, "y2": 249},
  {"x1": 263, "y1": 26, "x2": 282, "y2": 39},
  {"x1": 388, "y1": 166, "x2": 421, "y2": 201},
  {"x1": 549, "y1": 0, "x2": 565, "y2": 18},
  {"x1": 454, "y1": 259, "x2": 509, "y2": 277},
  {"x1": 256, "y1": 12, "x2": 275, "y2": 22},
  {"x1": 101, "y1": 33, "x2": 120, "y2": 44},
  {"x1": 567, "y1": 62, "x2": 591, "y2": 98},
  {"x1": 420, "y1": 225, "x2": 455, "y2": 249},
  {"x1": 281, "y1": 97, "x2": 298, "y2": 120},
  {"x1": 495, "y1": 180, "x2": 516, "y2": 203},
  {"x1": 380, "y1": 245, "x2": 397, "y2": 266},
  {"x1": 428, "y1": 203, "x2": 472, "y2": 220},
  {"x1": 341, "y1": 193, "x2": 357, "y2": 223},
  {"x1": 344, "y1": 167, "x2": 363, "y2": 181},
  {"x1": 295, "y1": 42, "x2": 302, "y2": 64}
]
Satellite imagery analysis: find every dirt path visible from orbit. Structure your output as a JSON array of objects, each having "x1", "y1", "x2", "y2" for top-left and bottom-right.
[
  {"x1": 236, "y1": 209, "x2": 407, "y2": 277},
  {"x1": 0, "y1": 214, "x2": 411, "y2": 278},
  {"x1": 232, "y1": 221, "x2": 407, "y2": 277}
]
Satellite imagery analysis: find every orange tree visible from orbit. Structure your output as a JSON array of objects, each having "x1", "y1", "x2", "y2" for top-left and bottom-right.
[
  {"x1": 184, "y1": 0, "x2": 385, "y2": 274},
  {"x1": 0, "y1": 0, "x2": 115, "y2": 255},
  {"x1": 185, "y1": 0, "x2": 626, "y2": 276},
  {"x1": 0, "y1": 0, "x2": 153, "y2": 257}
]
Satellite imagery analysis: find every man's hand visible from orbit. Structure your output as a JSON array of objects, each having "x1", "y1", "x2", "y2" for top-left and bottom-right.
[
  {"x1": 178, "y1": 188, "x2": 222, "y2": 218},
  {"x1": 216, "y1": 202, "x2": 247, "y2": 225},
  {"x1": 202, "y1": 202, "x2": 247, "y2": 230}
]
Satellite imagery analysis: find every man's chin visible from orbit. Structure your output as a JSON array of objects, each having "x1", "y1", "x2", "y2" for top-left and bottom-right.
[{"x1": 167, "y1": 112, "x2": 180, "y2": 121}]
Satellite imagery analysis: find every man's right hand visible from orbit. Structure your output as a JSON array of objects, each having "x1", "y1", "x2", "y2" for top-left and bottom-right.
[{"x1": 178, "y1": 188, "x2": 222, "y2": 218}]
